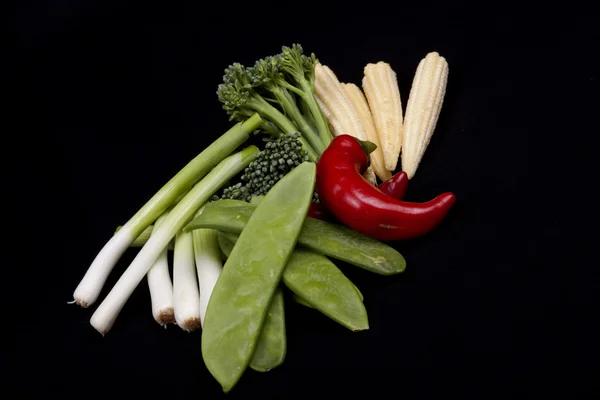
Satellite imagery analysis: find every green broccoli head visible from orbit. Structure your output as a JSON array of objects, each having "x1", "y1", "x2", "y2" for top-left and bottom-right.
[
  {"x1": 217, "y1": 63, "x2": 256, "y2": 121},
  {"x1": 281, "y1": 44, "x2": 318, "y2": 85},
  {"x1": 248, "y1": 56, "x2": 283, "y2": 87}
]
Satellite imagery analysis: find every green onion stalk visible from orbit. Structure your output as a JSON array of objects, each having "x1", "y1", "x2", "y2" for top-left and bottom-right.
[
  {"x1": 71, "y1": 114, "x2": 262, "y2": 310},
  {"x1": 90, "y1": 144, "x2": 260, "y2": 334}
]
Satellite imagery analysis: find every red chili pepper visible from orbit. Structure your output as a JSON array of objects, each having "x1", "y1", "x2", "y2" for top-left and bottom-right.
[
  {"x1": 378, "y1": 171, "x2": 409, "y2": 200},
  {"x1": 315, "y1": 135, "x2": 456, "y2": 241},
  {"x1": 307, "y1": 202, "x2": 331, "y2": 221}
]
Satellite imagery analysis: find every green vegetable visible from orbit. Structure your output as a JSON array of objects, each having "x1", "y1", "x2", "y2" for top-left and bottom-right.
[
  {"x1": 217, "y1": 44, "x2": 332, "y2": 161},
  {"x1": 185, "y1": 200, "x2": 406, "y2": 275},
  {"x1": 90, "y1": 145, "x2": 261, "y2": 335},
  {"x1": 201, "y1": 162, "x2": 316, "y2": 392},
  {"x1": 118, "y1": 225, "x2": 156, "y2": 248},
  {"x1": 350, "y1": 281, "x2": 364, "y2": 302},
  {"x1": 293, "y1": 294, "x2": 313, "y2": 308},
  {"x1": 249, "y1": 195, "x2": 265, "y2": 205},
  {"x1": 217, "y1": 231, "x2": 236, "y2": 256},
  {"x1": 213, "y1": 133, "x2": 318, "y2": 203},
  {"x1": 72, "y1": 114, "x2": 263, "y2": 308},
  {"x1": 249, "y1": 290, "x2": 286, "y2": 372},
  {"x1": 218, "y1": 63, "x2": 317, "y2": 161},
  {"x1": 279, "y1": 44, "x2": 333, "y2": 148},
  {"x1": 218, "y1": 232, "x2": 367, "y2": 331},
  {"x1": 283, "y1": 249, "x2": 368, "y2": 331},
  {"x1": 249, "y1": 55, "x2": 323, "y2": 154},
  {"x1": 216, "y1": 232, "x2": 288, "y2": 373}
]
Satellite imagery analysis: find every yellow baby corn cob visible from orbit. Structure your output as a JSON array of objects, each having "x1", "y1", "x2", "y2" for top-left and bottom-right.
[
  {"x1": 315, "y1": 63, "x2": 377, "y2": 184},
  {"x1": 401, "y1": 52, "x2": 448, "y2": 179},
  {"x1": 342, "y1": 83, "x2": 391, "y2": 181},
  {"x1": 362, "y1": 62, "x2": 403, "y2": 172}
]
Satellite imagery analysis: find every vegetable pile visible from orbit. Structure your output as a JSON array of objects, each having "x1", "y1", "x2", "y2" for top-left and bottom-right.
[{"x1": 70, "y1": 44, "x2": 455, "y2": 392}]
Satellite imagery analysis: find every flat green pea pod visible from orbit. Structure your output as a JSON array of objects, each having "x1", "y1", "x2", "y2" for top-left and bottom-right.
[
  {"x1": 201, "y1": 162, "x2": 315, "y2": 393},
  {"x1": 350, "y1": 282, "x2": 364, "y2": 302},
  {"x1": 216, "y1": 232, "x2": 287, "y2": 373},
  {"x1": 249, "y1": 289, "x2": 286, "y2": 372},
  {"x1": 217, "y1": 231, "x2": 235, "y2": 258},
  {"x1": 185, "y1": 200, "x2": 406, "y2": 275},
  {"x1": 221, "y1": 231, "x2": 314, "y2": 312},
  {"x1": 218, "y1": 232, "x2": 368, "y2": 331},
  {"x1": 293, "y1": 294, "x2": 313, "y2": 308},
  {"x1": 220, "y1": 232, "x2": 315, "y2": 307},
  {"x1": 284, "y1": 248, "x2": 368, "y2": 331},
  {"x1": 296, "y1": 284, "x2": 362, "y2": 307}
]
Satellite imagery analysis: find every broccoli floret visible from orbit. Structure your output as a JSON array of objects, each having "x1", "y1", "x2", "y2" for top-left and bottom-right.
[
  {"x1": 212, "y1": 132, "x2": 319, "y2": 203},
  {"x1": 280, "y1": 44, "x2": 333, "y2": 145},
  {"x1": 247, "y1": 55, "x2": 325, "y2": 155},
  {"x1": 217, "y1": 61, "x2": 317, "y2": 161},
  {"x1": 216, "y1": 44, "x2": 333, "y2": 161}
]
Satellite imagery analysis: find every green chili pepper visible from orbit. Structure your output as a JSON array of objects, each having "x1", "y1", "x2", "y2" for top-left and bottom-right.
[
  {"x1": 186, "y1": 201, "x2": 406, "y2": 275},
  {"x1": 217, "y1": 232, "x2": 368, "y2": 331},
  {"x1": 201, "y1": 162, "x2": 315, "y2": 392}
]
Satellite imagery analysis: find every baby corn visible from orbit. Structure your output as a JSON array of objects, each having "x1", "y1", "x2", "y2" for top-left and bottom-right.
[
  {"x1": 315, "y1": 63, "x2": 377, "y2": 184},
  {"x1": 342, "y1": 83, "x2": 391, "y2": 181},
  {"x1": 362, "y1": 62, "x2": 403, "y2": 172},
  {"x1": 401, "y1": 52, "x2": 448, "y2": 179}
]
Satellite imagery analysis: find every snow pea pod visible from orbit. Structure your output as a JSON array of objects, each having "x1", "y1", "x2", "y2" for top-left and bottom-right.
[
  {"x1": 294, "y1": 294, "x2": 314, "y2": 308},
  {"x1": 221, "y1": 231, "x2": 316, "y2": 312},
  {"x1": 219, "y1": 232, "x2": 315, "y2": 310},
  {"x1": 283, "y1": 248, "x2": 368, "y2": 331},
  {"x1": 201, "y1": 162, "x2": 315, "y2": 392},
  {"x1": 216, "y1": 233, "x2": 287, "y2": 373},
  {"x1": 217, "y1": 231, "x2": 235, "y2": 258},
  {"x1": 352, "y1": 282, "x2": 364, "y2": 301},
  {"x1": 218, "y1": 232, "x2": 368, "y2": 331},
  {"x1": 296, "y1": 285, "x2": 364, "y2": 309},
  {"x1": 297, "y1": 287, "x2": 362, "y2": 308},
  {"x1": 249, "y1": 289, "x2": 286, "y2": 372},
  {"x1": 186, "y1": 201, "x2": 406, "y2": 275}
]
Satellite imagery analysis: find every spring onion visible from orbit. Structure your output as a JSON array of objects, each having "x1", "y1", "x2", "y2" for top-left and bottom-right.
[
  {"x1": 173, "y1": 230, "x2": 201, "y2": 331},
  {"x1": 90, "y1": 145, "x2": 260, "y2": 335},
  {"x1": 117, "y1": 225, "x2": 174, "y2": 250},
  {"x1": 72, "y1": 114, "x2": 263, "y2": 308},
  {"x1": 146, "y1": 212, "x2": 175, "y2": 326},
  {"x1": 192, "y1": 228, "x2": 223, "y2": 327}
]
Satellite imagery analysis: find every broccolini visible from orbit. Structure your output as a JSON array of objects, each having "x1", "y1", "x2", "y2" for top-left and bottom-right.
[{"x1": 217, "y1": 44, "x2": 332, "y2": 161}]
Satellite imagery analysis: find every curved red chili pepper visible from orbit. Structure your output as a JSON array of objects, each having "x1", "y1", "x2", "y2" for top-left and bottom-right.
[
  {"x1": 378, "y1": 171, "x2": 409, "y2": 200},
  {"x1": 316, "y1": 135, "x2": 456, "y2": 241},
  {"x1": 307, "y1": 202, "x2": 330, "y2": 220}
]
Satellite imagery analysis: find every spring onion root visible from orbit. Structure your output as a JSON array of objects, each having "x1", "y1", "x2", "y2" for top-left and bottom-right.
[
  {"x1": 192, "y1": 228, "x2": 223, "y2": 327},
  {"x1": 146, "y1": 212, "x2": 174, "y2": 326},
  {"x1": 72, "y1": 115, "x2": 262, "y2": 307},
  {"x1": 90, "y1": 145, "x2": 260, "y2": 335}
]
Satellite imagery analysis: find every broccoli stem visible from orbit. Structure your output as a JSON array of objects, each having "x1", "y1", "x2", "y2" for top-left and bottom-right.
[
  {"x1": 299, "y1": 99, "x2": 317, "y2": 134},
  {"x1": 296, "y1": 79, "x2": 334, "y2": 148},
  {"x1": 260, "y1": 121, "x2": 282, "y2": 137},
  {"x1": 279, "y1": 49, "x2": 333, "y2": 149},
  {"x1": 276, "y1": 78, "x2": 331, "y2": 149},
  {"x1": 270, "y1": 86, "x2": 325, "y2": 155},
  {"x1": 245, "y1": 95, "x2": 318, "y2": 161}
]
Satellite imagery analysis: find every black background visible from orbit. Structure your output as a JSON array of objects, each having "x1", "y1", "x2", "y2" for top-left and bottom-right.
[{"x1": 14, "y1": 2, "x2": 599, "y2": 398}]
